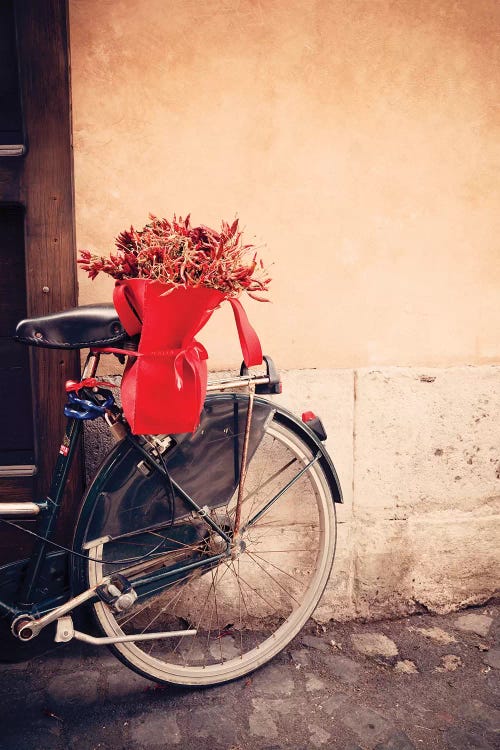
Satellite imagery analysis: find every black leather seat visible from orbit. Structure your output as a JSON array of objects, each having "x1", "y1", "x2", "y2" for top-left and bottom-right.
[{"x1": 15, "y1": 303, "x2": 127, "y2": 349}]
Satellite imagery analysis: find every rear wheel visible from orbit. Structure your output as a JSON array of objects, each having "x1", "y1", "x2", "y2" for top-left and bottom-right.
[{"x1": 80, "y1": 416, "x2": 337, "y2": 686}]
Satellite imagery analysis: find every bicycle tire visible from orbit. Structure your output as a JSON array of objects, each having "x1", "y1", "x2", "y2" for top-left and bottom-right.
[{"x1": 74, "y1": 398, "x2": 339, "y2": 686}]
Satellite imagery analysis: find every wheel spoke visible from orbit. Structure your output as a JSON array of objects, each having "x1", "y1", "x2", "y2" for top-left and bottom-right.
[
  {"x1": 117, "y1": 569, "x2": 196, "y2": 627},
  {"x1": 247, "y1": 549, "x2": 309, "y2": 586},
  {"x1": 228, "y1": 455, "x2": 297, "y2": 527},
  {"x1": 244, "y1": 550, "x2": 301, "y2": 606},
  {"x1": 178, "y1": 565, "x2": 224, "y2": 661},
  {"x1": 222, "y1": 560, "x2": 283, "y2": 615}
]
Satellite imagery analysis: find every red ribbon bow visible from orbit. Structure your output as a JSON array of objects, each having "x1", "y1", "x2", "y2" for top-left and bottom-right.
[
  {"x1": 90, "y1": 341, "x2": 208, "y2": 390},
  {"x1": 65, "y1": 378, "x2": 117, "y2": 393}
]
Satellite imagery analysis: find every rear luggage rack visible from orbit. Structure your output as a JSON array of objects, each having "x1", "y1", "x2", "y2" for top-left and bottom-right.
[{"x1": 207, "y1": 355, "x2": 282, "y2": 395}]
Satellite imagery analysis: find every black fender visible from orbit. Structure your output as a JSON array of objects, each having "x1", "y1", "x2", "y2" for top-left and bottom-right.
[
  {"x1": 267, "y1": 400, "x2": 343, "y2": 504},
  {"x1": 71, "y1": 393, "x2": 342, "y2": 593}
]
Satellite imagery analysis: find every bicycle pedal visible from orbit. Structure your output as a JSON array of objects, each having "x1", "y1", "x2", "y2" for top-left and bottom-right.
[{"x1": 96, "y1": 574, "x2": 138, "y2": 613}]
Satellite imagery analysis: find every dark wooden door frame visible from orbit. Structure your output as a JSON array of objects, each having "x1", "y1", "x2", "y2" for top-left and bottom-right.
[{"x1": 0, "y1": 0, "x2": 82, "y2": 558}]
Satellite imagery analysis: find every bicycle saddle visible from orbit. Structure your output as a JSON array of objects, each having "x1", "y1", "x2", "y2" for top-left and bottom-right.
[{"x1": 15, "y1": 303, "x2": 127, "y2": 349}]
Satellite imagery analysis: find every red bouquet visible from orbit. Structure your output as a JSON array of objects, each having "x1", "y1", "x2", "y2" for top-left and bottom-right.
[
  {"x1": 79, "y1": 215, "x2": 269, "y2": 435},
  {"x1": 79, "y1": 214, "x2": 270, "y2": 299}
]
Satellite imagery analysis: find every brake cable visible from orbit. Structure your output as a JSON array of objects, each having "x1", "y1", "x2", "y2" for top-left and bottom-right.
[{"x1": 0, "y1": 517, "x2": 172, "y2": 565}]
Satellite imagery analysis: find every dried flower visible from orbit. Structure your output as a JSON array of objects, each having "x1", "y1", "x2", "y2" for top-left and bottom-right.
[{"x1": 78, "y1": 214, "x2": 270, "y2": 299}]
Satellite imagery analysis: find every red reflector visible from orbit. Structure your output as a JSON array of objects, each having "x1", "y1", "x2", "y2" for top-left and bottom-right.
[{"x1": 302, "y1": 411, "x2": 317, "y2": 423}]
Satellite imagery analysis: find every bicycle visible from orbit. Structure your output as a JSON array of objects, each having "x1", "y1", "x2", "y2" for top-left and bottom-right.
[{"x1": 0, "y1": 302, "x2": 342, "y2": 686}]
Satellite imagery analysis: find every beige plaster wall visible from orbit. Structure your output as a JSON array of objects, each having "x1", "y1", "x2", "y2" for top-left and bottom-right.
[{"x1": 70, "y1": 0, "x2": 500, "y2": 371}]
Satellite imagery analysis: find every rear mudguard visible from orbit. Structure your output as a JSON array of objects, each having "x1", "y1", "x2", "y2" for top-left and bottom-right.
[
  {"x1": 71, "y1": 393, "x2": 342, "y2": 592},
  {"x1": 271, "y1": 401, "x2": 343, "y2": 505}
]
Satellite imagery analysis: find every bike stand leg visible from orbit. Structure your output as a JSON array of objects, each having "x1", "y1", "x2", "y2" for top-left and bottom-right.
[{"x1": 55, "y1": 616, "x2": 197, "y2": 646}]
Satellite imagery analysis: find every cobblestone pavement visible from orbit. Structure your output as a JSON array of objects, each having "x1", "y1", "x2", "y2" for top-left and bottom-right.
[{"x1": 0, "y1": 602, "x2": 498, "y2": 749}]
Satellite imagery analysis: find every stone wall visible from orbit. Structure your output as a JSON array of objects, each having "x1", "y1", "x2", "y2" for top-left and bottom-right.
[
  {"x1": 276, "y1": 367, "x2": 500, "y2": 621},
  {"x1": 84, "y1": 365, "x2": 500, "y2": 622}
]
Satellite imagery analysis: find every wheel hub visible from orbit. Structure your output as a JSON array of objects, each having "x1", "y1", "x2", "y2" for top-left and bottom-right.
[{"x1": 230, "y1": 535, "x2": 247, "y2": 559}]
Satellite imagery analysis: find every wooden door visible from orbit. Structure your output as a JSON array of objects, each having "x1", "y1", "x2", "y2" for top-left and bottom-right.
[{"x1": 0, "y1": 0, "x2": 82, "y2": 561}]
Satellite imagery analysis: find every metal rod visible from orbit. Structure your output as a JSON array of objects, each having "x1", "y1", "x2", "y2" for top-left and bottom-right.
[
  {"x1": 0, "y1": 502, "x2": 42, "y2": 516},
  {"x1": 72, "y1": 628, "x2": 197, "y2": 645},
  {"x1": 19, "y1": 417, "x2": 83, "y2": 604},
  {"x1": 132, "y1": 551, "x2": 227, "y2": 593},
  {"x1": 0, "y1": 598, "x2": 21, "y2": 617},
  {"x1": 125, "y1": 434, "x2": 232, "y2": 545},
  {"x1": 206, "y1": 375, "x2": 270, "y2": 391},
  {"x1": 233, "y1": 388, "x2": 255, "y2": 536},
  {"x1": 82, "y1": 352, "x2": 100, "y2": 378},
  {"x1": 243, "y1": 452, "x2": 322, "y2": 531},
  {"x1": 54, "y1": 615, "x2": 197, "y2": 645}
]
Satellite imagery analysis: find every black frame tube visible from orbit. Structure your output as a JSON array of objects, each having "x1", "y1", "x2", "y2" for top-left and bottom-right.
[{"x1": 18, "y1": 417, "x2": 83, "y2": 604}]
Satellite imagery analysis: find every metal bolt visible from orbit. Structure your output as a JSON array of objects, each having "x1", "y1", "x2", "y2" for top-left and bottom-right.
[{"x1": 42, "y1": 286, "x2": 50, "y2": 293}]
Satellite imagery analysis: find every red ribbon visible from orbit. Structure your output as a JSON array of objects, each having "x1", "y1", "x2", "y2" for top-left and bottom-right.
[
  {"x1": 65, "y1": 377, "x2": 117, "y2": 393},
  {"x1": 174, "y1": 341, "x2": 208, "y2": 390},
  {"x1": 91, "y1": 340, "x2": 208, "y2": 390}
]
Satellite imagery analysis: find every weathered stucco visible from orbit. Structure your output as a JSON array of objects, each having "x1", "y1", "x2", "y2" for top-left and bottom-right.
[{"x1": 70, "y1": 0, "x2": 500, "y2": 370}]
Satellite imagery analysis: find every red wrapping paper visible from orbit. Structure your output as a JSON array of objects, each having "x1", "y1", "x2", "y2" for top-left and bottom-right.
[{"x1": 111, "y1": 279, "x2": 262, "y2": 435}]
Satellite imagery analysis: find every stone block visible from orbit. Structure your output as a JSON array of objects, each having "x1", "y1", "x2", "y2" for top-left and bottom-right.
[
  {"x1": 454, "y1": 613, "x2": 493, "y2": 637},
  {"x1": 316, "y1": 652, "x2": 361, "y2": 683},
  {"x1": 409, "y1": 514, "x2": 499, "y2": 612},
  {"x1": 45, "y1": 670, "x2": 100, "y2": 706},
  {"x1": 106, "y1": 668, "x2": 149, "y2": 698},
  {"x1": 341, "y1": 703, "x2": 393, "y2": 742},
  {"x1": 353, "y1": 513, "x2": 499, "y2": 618},
  {"x1": 354, "y1": 366, "x2": 500, "y2": 518},
  {"x1": 394, "y1": 660, "x2": 418, "y2": 674},
  {"x1": 484, "y1": 648, "x2": 500, "y2": 670},
  {"x1": 272, "y1": 368, "x2": 355, "y2": 514},
  {"x1": 351, "y1": 632, "x2": 398, "y2": 657},
  {"x1": 250, "y1": 664, "x2": 296, "y2": 696},
  {"x1": 315, "y1": 519, "x2": 356, "y2": 621},
  {"x1": 130, "y1": 712, "x2": 181, "y2": 746}
]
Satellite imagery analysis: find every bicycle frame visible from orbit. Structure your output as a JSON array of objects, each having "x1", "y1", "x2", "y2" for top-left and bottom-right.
[
  {"x1": 0, "y1": 351, "x2": 330, "y2": 643},
  {"x1": 0, "y1": 352, "x2": 233, "y2": 630}
]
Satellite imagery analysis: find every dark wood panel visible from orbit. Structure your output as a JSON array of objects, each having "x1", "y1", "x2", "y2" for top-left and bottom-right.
[
  {"x1": 0, "y1": 516, "x2": 36, "y2": 560},
  {"x1": 0, "y1": 164, "x2": 20, "y2": 202},
  {"x1": 0, "y1": 476, "x2": 34, "y2": 502},
  {"x1": 0, "y1": 204, "x2": 27, "y2": 334},
  {"x1": 0, "y1": 1, "x2": 82, "y2": 562},
  {"x1": 0, "y1": 363, "x2": 34, "y2": 456},
  {"x1": 17, "y1": 1, "x2": 82, "y2": 535},
  {"x1": 0, "y1": 0, "x2": 23, "y2": 144},
  {"x1": 0, "y1": 205, "x2": 34, "y2": 461}
]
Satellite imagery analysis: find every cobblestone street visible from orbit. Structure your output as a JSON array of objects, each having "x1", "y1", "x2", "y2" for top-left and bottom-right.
[{"x1": 1, "y1": 602, "x2": 498, "y2": 749}]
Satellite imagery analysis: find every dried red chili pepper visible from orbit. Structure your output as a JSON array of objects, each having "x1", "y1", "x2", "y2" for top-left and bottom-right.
[{"x1": 78, "y1": 214, "x2": 270, "y2": 300}]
